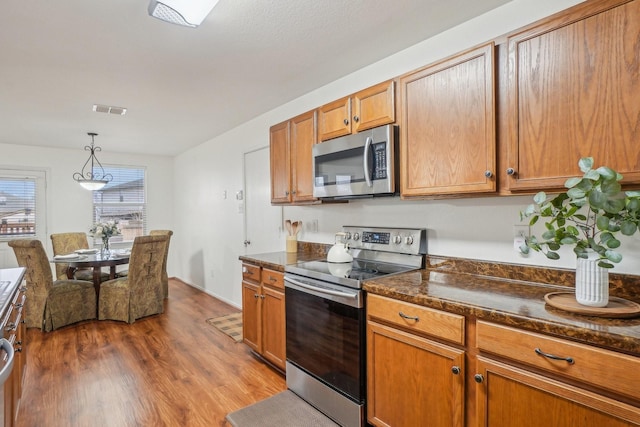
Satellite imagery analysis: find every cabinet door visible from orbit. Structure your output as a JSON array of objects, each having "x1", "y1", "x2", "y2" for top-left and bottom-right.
[
  {"x1": 504, "y1": 0, "x2": 640, "y2": 191},
  {"x1": 400, "y1": 43, "x2": 496, "y2": 197},
  {"x1": 262, "y1": 286, "x2": 285, "y2": 371},
  {"x1": 318, "y1": 96, "x2": 351, "y2": 141},
  {"x1": 270, "y1": 120, "x2": 291, "y2": 203},
  {"x1": 290, "y1": 110, "x2": 317, "y2": 202},
  {"x1": 367, "y1": 321, "x2": 465, "y2": 427},
  {"x1": 475, "y1": 356, "x2": 640, "y2": 426},
  {"x1": 241, "y1": 280, "x2": 261, "y2": 353},
  {"x1": 352, "y1": 80, "x2": 395, "y2": 133}
]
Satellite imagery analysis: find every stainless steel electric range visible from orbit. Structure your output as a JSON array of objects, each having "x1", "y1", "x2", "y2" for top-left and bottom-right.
[{"x1": 284, "y1": 226, "x2": 427, "y2": 427}]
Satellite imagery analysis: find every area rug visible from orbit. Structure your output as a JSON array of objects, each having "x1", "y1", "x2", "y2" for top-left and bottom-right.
[
  {"x1": 206, "y1": 313, "x2": 243, "y2": 343},
  {"x1": 226, "y1": 390, "x2": 339, "y2": 427}
]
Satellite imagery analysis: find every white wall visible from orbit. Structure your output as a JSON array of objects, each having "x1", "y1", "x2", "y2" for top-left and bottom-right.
[
  {"x1": 174, "y1": 0, "x2": 640, "y2": 308},
  {"x1": 0, "y1": 142, "x2": 174, "y2": 270}
]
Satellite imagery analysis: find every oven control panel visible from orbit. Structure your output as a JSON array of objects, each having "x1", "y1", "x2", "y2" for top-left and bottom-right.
[{"x1": 342, "y1": 226, "x2": 427, "y2": 255}]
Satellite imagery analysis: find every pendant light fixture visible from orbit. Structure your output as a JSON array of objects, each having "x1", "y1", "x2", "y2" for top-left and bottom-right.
[
  {"x1": 73, "y1": 132, "x2": 112, "y2": 191},
  {"x1": 148, "y1": 0, "x2": 220, "y2": 28}
]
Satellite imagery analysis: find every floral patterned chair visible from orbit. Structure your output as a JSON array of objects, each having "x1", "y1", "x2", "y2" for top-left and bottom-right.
[
  {"x1": 8, "y1": 239, "x2": 97, "y2": 331},
  {"x1": 98, "y1": 234, "x2": 169, "y2": 323},
  {"x1": 149, "y1": 229, "x2": 173, "y2": 298},
  {"x1": 50, "y1": 232, "x2": 109, "y2": 282}
]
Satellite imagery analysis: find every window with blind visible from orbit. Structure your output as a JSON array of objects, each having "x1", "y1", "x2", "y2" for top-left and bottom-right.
[
  {"x1": 0, "y1": 175, "x2": 38, "y2": 239},
  {"x1": 92, "y1": 166, "x2": 146, "y2": 244}
]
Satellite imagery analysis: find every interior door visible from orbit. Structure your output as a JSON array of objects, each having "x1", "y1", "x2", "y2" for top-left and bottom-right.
[{"x1": 243, "y1": 146, "x2": 282, "y2": 254}]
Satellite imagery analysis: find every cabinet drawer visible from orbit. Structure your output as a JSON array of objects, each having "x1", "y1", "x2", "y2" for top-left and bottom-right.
[
  {"x1": 476, "y1": 321, "x2": 640, "y2": 401},
  {"x1": 367, "y1": 294, "x2": 464, "y2": 345},
  {"x1": 242, "y1": 263, "x2": 261, "y2": 282},
  {"x1": 261, "y1": 268, "x2": 284, "y2": 290}
]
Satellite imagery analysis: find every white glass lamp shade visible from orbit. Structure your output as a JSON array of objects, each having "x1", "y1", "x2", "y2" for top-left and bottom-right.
[
  {"x1": 79, "y1": 180, "x2": 108, "y2": 191},
  {"x1": 148, "y1": 0, "x2": 220, "y2": 27}
]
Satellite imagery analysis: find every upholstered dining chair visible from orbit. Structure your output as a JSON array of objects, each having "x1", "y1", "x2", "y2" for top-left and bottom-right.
[
  {"x1": 50, "y1": 232, "x2": 109, "y2": 282},
  {"x1": 8, "y1": 239, "x2": 97, "y2": 331},
  {"x1": 98, "y1": 234, "x2": 169, "y2": 324},
  {"x1": 149, "y1": 229, "x2": 173, "y2": 299}
]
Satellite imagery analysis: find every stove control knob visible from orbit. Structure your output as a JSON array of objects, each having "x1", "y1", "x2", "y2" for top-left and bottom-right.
[
  {"x1": 343, "y1": 232, "x2": 352, "y2": 240},
  {"x1": 352, "y1": 232, "x2": 360, "y2": 241},
  {"x1": 405, "y1": 236, "x2": 414, "y2": 245},
  {"x1": 393, "y1": 235, "x2": 402, "y2": 244}
]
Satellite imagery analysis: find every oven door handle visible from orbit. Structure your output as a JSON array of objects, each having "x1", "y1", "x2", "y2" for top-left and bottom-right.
[{"x1": 285, "y1": 276, "x2": 358, "y2": 300}]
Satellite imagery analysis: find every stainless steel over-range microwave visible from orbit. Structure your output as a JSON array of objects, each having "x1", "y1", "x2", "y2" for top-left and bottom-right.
[{"x1": 312, "y1": 124, "x2": 398, "y2": 200}]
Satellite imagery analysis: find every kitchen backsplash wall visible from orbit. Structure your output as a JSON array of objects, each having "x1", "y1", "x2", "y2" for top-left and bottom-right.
[{"x1": 283, "y1": 195, "x2": 640, "y2": 276}]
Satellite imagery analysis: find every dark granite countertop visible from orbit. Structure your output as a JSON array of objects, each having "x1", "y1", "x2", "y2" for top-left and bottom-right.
[
  {"x1": 364, "y1": 257, "x2": 640, "y2": 357},
  {"x1": 239, "y1": 248, "x2": 640, "y2": 356}
]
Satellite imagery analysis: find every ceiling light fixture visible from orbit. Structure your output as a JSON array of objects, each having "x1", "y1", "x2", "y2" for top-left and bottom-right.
[
  {"x1": 73, "y1": 133, "x2": 113, "y2": 191},
  {"x1": 148, "y1": 0, "x2": 220, "y2": 28}
]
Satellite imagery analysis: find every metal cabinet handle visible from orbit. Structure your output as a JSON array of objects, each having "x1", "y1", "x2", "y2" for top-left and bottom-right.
[
  {"x1": 15, "y1": 303, "x2": 23, "y2": 308},
  {"x1": 398, "y1": 311, "x2": 419, "y2": 321},
  {"x1": 353, "y1": 115, "x2": 360, "y2": 123},
  {"x1": 260, "y1": 294, "x2": 265, "y2": 299},
  {"x1": 484, "y1": 170, "x2": 493, "y2": 178},
  {"x1": 242, "y1": 266, "x2": 248, "y2": 273},
  {"x1": 506, "y1": 168, "x2": 516, "y2": 176},
  {"x1": 253, "y1": 293, "x2": 259, "y2": 299},
  {"x1": 343, "y1": 118, "x2": 349, "y2": 125},
  {"x1": 451, "y1": 366, "x2": 461, "y2": 375},
  {"x1": 474, "y1": 374, "x2": 484, "y2": 383},
  {"x1": 5, "y1": 322, "x2": 16, "y2": 332},
  {"x1": 285, "y1": 191, "x2": 290, "y2": 196},
  {"x1": 268, "y1": 276, "x2": 278, "y2": 282},
  {"x1": 534, "y1": 347, "x2": 574, "y2": 364}
]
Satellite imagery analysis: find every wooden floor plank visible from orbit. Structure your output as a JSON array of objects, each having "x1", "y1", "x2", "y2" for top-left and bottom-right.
[{"x1": 16, "y1": 279, "x2": 286, "y2": 427}]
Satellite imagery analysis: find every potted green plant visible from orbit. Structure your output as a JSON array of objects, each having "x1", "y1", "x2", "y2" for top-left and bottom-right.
[{"x1": 520, "y1": 157, "x2": 640, "y2": 307}]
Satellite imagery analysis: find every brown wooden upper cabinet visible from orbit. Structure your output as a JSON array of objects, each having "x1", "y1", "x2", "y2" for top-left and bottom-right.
[
  {"x1": 400, "y1": 43, "x2": 496, "y2": 198},
  {"x1": 504, "y1": 0, "x2": 640, "y2": 191},
  {"x1": 317, "y1": 80, "x2": 395, "y2": 142},
  {"x1": 270, "y1": 110, "x2": 317, "y2": 204}
]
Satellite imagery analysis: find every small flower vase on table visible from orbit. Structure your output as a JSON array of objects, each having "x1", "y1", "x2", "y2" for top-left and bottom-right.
[{"x1": 101, "y1": 237, "x2": 110, "y2": 258}]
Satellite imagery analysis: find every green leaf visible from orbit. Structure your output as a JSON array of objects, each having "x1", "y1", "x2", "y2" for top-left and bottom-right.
[
  {"x1": 600, "y1": 178, "x2": 621, "y2": 196},
  {"x1": 588, "y1": 189, "x2": 607, "y2": 209},
  {"x1": 621, "y1": 221, "x2": 638, "y2": 236},
  {"x1": 564, "y1": 177, "x2": 582, "y2": 188},
  {"x1": 584, "y1": 170, "x2": 601, "y2": 181},
  {"x1": 533, "y1": 191, "x2": 547, "y2": 205},
  {"x1": 605, "y1": 250, "x2": 622, "y2": 263},
  {"x1": 567, "y1": 187, "x2": 586, "y2": 199},
  {"x1": 598, "y1": 261, "x2": 615, "y2": 269},
  {"x1": 560, "y1": 236, "x2": 578, "y2": 245},
  {"x1": 529, "y1": 216, "x2": 539, "y2": 226},
  {"x1": 596, "y1": 166, "x2": 617, "y2": 181},
  {"x1": 605, "y1": 238, "x2": 621, "y2": 249},
  {"x1": 542, "y1": 230, "x2": 555, "y2": 239},
  {"x1": 519, "y1": 244, "x2": 530, "y2": 254},
  {"x1": 603, "y1": 198, "x2": 625, "y2": 214},
  {"x1": 578, "y1": 157, "x2": 594, "y2": 173},
  {"x1": 545, "y1": 251, "x2": 560, "y2": 260},
  {"x1": 596, "y1": 215, "x2": 610, "y2": 231},
  {"x1": 548, "y1": 242, "x2": 561, "y2": 251}
]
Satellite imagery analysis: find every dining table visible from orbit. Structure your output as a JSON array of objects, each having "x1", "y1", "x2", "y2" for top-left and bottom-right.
[{"x1": 51, "y1": 250, "x2": 130, "y2": 299}]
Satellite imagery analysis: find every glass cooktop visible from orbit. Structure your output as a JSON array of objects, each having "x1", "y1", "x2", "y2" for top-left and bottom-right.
[{"x1": 285, "y1": 259, "x2": 416, "y2": 289}]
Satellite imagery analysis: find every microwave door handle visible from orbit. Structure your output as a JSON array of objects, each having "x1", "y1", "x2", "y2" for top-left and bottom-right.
[{"x1": 363, "y1": 136, "x2": 373, "y2": 187}]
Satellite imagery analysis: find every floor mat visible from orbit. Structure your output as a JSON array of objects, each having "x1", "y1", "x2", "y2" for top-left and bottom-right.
[
  {"x1": 226, "y1": 390, "x2": 339, "y2": 427},
  {"x1": 206, "y1": 313, "x2": 243, "y2": 343}
]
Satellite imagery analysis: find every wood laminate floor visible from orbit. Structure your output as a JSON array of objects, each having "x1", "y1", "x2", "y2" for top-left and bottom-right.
[{"x1": 16, "y1": 279, "x2": 286, "y2": 427}]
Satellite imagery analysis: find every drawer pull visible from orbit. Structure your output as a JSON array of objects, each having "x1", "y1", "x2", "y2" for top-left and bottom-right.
[
  {"x1": 474, "y1": 374, "x2": 484, "y2": 383},
  {"x1": 534, "y1": 347, "x2": 574, "y2": 365},
  {"x1": 451, "y1": 366, "x2": 461, "y2": 375},
  {"x1": 268, "y1": 276, "x2": 277, "y2": 282},
  {"x1": 398, "y1": 311, "x2": 419, "y2": 322}
]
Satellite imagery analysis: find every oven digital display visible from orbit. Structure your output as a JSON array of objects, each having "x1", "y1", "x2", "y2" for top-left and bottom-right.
[{"x1": 361, "y1": 231, "x2": 390, "y2": 244}]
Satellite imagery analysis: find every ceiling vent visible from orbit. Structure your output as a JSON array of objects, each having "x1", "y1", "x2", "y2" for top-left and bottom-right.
[{"x1": 93, "y1": 104, "x2": 127, "y2": 116}]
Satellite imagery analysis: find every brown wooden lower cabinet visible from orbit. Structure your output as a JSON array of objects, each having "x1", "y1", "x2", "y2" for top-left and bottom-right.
[
  {"x1": 241, "y1": 263, "x2": 285, "y2": 371},
  {"x1": 367, "y1": 321, "x2": 465, "y2": 427},
  {"x1": 367, "y1": 294, "x2": 640, "y2": 427},
  {"x1": 475, "y1": 357, "x2": 640, "y2": 426}
]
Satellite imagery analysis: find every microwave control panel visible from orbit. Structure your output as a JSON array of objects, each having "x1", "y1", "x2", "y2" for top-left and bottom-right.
[{"x1": 373, "y1": 142, "x2": 387, "y2": 179}]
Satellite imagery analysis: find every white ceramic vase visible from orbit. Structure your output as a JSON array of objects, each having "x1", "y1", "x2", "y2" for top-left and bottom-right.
[{"x1": 575, "y1": 250, "x2": 609, "y2": 307}]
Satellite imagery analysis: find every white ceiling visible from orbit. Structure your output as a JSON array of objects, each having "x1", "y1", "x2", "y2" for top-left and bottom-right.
[{"x1": 0, "y1": 0, "x2": 511, "y2": 156}]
